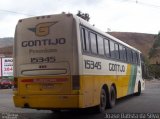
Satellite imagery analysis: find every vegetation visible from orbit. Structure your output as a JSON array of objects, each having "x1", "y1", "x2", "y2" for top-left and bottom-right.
[
  {"x1": 147, "y1": 32, "x2": 160, "y2": 79},
  {"x1": 76, "y1": 11, "x2": 90, "y2": 21},
  {"x1": 149, "y1": 31, "x2": 160, "y2": 59},
  {"x1": 148, "y1": 64, "x2": 160, "y2": 79}
]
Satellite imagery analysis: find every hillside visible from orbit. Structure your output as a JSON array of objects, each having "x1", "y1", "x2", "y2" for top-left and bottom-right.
[
  {"x1": 0, "y1": 37, "x2": 13, "y2": 48},
  {"x1": 0, "y1": 46, "x2": 13, "y2": 57},
  {"x1": 108, "y1": 32, "x2": 156, "y2": 57},
  {"x1": 0, "y1": 37, "x2": 13, "y2": 57}
]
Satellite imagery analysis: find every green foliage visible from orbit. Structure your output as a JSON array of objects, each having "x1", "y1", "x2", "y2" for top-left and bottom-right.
[
  {"x1": 148, "y1": 31, "x2": 160, "y2": 79},
  {"x1": 153, "y1": 39, "x2": 160, "y2": 48},
  {"x1": 148, "y1": 48, "x2": 156, "y2": 59},
  {"x1": 142, "y1": 55, "x2": 160, "y2": 80},
  {"x1": 148, "y1": 64, "x2": 160, "y2": 79},
  {"x1": 77, "y1": 11, "x2": 90, "y2": 21},
  {"x1": 149, "y1": 32, "x2": 160, "y2": 59}
]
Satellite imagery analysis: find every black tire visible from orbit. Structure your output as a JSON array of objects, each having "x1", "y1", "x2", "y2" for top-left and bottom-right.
[
  {"x1": 94, "y1": 88, "x2": 107, "y2": 113},
  {"x1": 107, "y1": 86, "x2": 116, "y2": 108},
  {"x1": 100, "y1": 88, "x2": 107, "y2": 112},
  {"x1": 135, "y1": 82, "x2": 141, "y2": 96}
]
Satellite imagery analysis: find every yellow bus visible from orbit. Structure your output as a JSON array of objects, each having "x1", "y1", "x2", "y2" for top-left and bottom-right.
[{"x1": 13, "y1": 13, "x2": 145, "y2": 113}]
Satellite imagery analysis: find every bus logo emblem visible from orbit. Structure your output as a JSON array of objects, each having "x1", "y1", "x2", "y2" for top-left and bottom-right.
[{"x1": 28, "y1": 21, "x2": 58, "y2": 37}]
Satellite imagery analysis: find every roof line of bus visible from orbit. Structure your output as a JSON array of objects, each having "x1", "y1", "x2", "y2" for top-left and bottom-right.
[{"x1": 72, "y1": 14, "x2": 141, "y2": 53}]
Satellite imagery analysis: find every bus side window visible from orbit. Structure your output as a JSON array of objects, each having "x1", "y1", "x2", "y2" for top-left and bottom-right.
[
  {"x1": 133, "y1": 51, "x2": 138, "y2": 64},
  {"x1": 132, "y1": 51, "x2": 135, "y2": 63},
  {"x1": 127, "y1": 48, "x2": 132, "y2": 63},
  {"x1": 90, "y1": 32, "x2": 98, "y2": 54},
  {"x1": 138, "y1": 53, "x2": 141, "y2": 65},
  {"x1": 122, "y1": 47, "x2": 127, "y2": 61},
  {"x1": 110, "y1": 40, "x2": 115, "y2": 59},
  {"x1": 81, "y1": 28, "x2": 90, "y2": 52},
  {"x1": 119, "y1": 45, "x2": 122, "y2": 60},
  {"x1": 115, "y1": 43, "x2": 120, "y2": 59},
  {"x1": 131, "y1": 50, "x2": 134, "y2": 63},
  {"x1": 136, "y1": 52, "x2": 139, "y2": 65},
  {"x1": 104, "y1": 39, "x2": 110, "y2": 57},
  {"x1": 97, "y1": 35, "x2": 104, "y2": 55},
  {"x1": 140, "y1": 54, "x2": 146, "y2": 78}
]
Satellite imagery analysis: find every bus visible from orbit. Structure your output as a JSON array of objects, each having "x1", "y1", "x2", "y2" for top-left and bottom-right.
[{"x1": 13, "y1": 13, "x2": 145, "y2": 113}]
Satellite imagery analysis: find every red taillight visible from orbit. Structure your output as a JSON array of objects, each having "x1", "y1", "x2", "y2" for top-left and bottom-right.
[{"x1": 72, "y1": 75, "x2": 80, "y2": 90}]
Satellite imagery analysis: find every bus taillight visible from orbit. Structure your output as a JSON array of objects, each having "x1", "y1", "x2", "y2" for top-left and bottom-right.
[{"x1": 72, "y1": 75, "x2": 80, "y2": 90}]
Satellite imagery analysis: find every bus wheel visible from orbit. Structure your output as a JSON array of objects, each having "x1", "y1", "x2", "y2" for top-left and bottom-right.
[
  {"x1": 135, "y1": 82, "x2": 141, "y2": 96},
  {"x1": 99, "y1": 88, "x2": 107, "y2": 112},
  {"x1": 94, "y1": 88, "x2": 107, "y2": 113},
  {"x1": 107, "y1": 86, "x2": 116, "y2": 108}
]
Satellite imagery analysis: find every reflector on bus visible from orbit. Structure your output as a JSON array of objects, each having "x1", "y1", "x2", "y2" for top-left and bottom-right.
[{"x1": 21, "y1": 69, "x2": 67, "y2": 76}]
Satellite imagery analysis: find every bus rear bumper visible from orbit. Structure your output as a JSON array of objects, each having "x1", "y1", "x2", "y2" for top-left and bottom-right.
[{"x1": 13, "y1": 94, "x2": 79, "y2": 109}]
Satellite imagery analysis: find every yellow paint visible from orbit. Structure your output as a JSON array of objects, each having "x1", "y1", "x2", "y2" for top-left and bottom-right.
[
  {"x1": 13, "y1": 94, "x2": 79, "y2": 108},
  {"x1": 123, "y1": 64, "x2": 131, "y2": 96},
  {"x1": 14, "y1": 65, "x2": 135, "y2": 109}
]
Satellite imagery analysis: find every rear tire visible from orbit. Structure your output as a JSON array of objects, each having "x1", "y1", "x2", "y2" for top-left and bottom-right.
[
  {"x1": 94, "y1": 88, "x2": 107, "y2": 113},
  {"x1": 135, "y1": 82, "x2": 141, "y2": 96},
  {"x1": 107, "y1": 86, "x2": 116, "y2": 108}
]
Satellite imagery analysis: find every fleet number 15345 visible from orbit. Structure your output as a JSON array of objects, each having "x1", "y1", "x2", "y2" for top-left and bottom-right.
[{"x1": 84, "y1": 60, "x2": 101, "y2": 70}]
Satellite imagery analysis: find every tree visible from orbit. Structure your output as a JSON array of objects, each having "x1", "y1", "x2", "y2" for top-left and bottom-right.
[
  {"x1": 148, "y1": 31, "x2": 160, "y2": 79},
  {"x1": 149, "y1": 31, "x2": 160, "y2": 59},
  {"x1": 76, "y1": 11, "x2": 90, "y2": 21}
]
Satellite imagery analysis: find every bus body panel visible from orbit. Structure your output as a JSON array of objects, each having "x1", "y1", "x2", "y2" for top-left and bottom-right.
[
  {"x1": 79, "y1": 55, "x2": 144, "y2": 99},
  {"x1": 13, "y1": 14, "x2": 81, "y2": 109},
  {"x1": 13, "y1": 94, "x2": 79, "y2": 109},
  {"x1": 14, "y1": 14, "x2": 79, "y2": 96},
  {"x1": 13, "y1": 13, "x2": 145, "y2": 110}
]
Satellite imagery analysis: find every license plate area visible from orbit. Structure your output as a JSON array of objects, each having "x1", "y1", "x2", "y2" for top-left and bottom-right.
[{"x1": 41, "y1": 83, "x2": 54, "y2": 89}]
